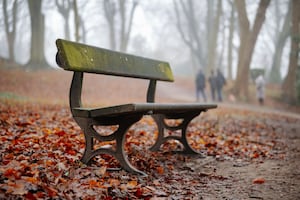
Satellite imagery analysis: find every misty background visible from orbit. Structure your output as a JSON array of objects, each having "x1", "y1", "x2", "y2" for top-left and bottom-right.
[{"x1": 0, "y1": 0, "x2": 299, "y2": 104}]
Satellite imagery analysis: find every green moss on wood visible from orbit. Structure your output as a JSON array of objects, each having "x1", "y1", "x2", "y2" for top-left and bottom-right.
[{"x1": 56, "y1": 39, "x2": 174, "y2": 82}]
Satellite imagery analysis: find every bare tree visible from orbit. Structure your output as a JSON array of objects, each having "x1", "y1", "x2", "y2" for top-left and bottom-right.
[
  {"x1": 54, "y1": 0, "x2": 85, "y2": 42},
  {"x1": 217, "y1": 20, "x2": 226, "y2": 72},
  {"x1": 103, "y1": 0, "x2": 138, "y2": 52},
  {"x1": 233, "y1": 0, "x2": 270, "y2": 100},
  {"x1": 173, "y1": 0, "x2": 206, "y2": 72},
  {"x1": 206, "y1": 0, "x2": 222, "y2": 74},
  {"x1": 173, "y1": 0, "x2": 223, "y2": 75},
  {"x1": 282, "y1": 0, "x2": 300, "y2": 104},
  {"x1": 2, "y1": 0, "x2": 18, "y2": 62},
  {"x1": 227, "y1": 0, "x2": 235, "y2": 81},
  {"x1": 103, "y1": 0, "x2": 116, "y2": 50},
  {"x1": 55, "y1": 0, "x2": 72, "y2": 40},
  {"x1": 26, "y1": 0, "x2": 49, "y2": 69},
  {"x1": 79, "y1": 13, "x2": 86, "y2": 43},
  {"x1": 119, "y1": 0, "x2": 137, "y2": 52},
  {"x1": 73, "y1": 0, "x2": 79, "y2": 42},
  {"x1": 269, "y1": 0, "x2": 291, "y2": 83}
]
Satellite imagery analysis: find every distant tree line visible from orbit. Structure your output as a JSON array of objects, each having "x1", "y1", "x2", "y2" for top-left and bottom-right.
[
  {"x1": 1, "y1": 0, "x2": 138, "y2": 69},
  {"x1": 0, "y1": 0, "x2": 299, "y2": 104},
  {"x1": 173, "y1": 0, "x2": 299, "y2": 104}
]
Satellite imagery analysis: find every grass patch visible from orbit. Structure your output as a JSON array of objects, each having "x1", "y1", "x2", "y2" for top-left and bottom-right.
[{"x1": 0, "y1": 92, "x2": 28, "y2": 101}]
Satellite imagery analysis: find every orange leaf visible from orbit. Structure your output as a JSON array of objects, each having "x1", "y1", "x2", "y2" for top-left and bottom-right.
[
  {"x1": 126, "y1": 180, "x2": 138, "y2": 189},
  {"x1": 45, "y1": 160, "x2": 55, "y2": 166},
  {"x1": 66, "y1": 149, "x2": 76, "y2": 155},
  {"x1": 44, "y1": 186, "x2": 57, "y2": 197},
  {"x1": 89, "y1": 179, "x2": 100, "y2": 188},
  {"x1": 156, "y1": 166, "x2": 164, "y2": 174},
  {"x1": 198, "y1": 138, "x2": 206, "y2": 145},
  {"x1": 55, "y1": 130, "x2": 67, "y2": 137},
  {"x1": 252, "y1": 152, "x2": 260, "y2": 158},
  {"x1": 253, "y1": 178, "x2": 265, "y2": 184},
  {"x1": 109, "y1": 179, "x2": 120, "y2": 186},
  {"x1": 4, "y1": 168, "x2": 20, "y2": 179},
  {"x1": 24, "y1": 177, "x2": 38, "y2": 184}
]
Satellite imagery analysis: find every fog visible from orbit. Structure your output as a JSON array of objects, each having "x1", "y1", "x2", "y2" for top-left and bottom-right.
[{"x1": 0, "y1": 0, "x2": 292, "y2": 79}]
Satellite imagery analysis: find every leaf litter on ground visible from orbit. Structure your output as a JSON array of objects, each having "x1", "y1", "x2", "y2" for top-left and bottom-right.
[{"x1": 0, "y1": 100, "x2": 295, "y2": 199}]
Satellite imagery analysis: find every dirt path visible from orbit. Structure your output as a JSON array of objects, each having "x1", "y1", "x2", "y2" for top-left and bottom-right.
[
  {"x1": 210, "y1": 124, "x2": 300, "y2": 199},
  {"x1": 157, "y1": 78, "x2": 300, "y2": 119},
  {"x1": 157, "y1": 81, "x2": 300, "y2": 199}
]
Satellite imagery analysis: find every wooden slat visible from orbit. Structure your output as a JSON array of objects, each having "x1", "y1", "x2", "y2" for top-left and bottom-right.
[
  {"x1": 72, "y1": 103, "x2": 217, "y2": 118},
  {"x1": 56, "y1": 39, "x2": 174, "y2": 82}
]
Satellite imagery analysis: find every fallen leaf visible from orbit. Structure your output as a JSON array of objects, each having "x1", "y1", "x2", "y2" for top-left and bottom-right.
[
  {"x1": 126, "y1": 180, "x2": 138, "y2": 189},
  {"x1": 153, "y1": 179, "x2": 161, "y2": 186},
  {"x1": 89, "y1": 179, "x2": 100, "y2": 188},
  {"x1": 253, "y1": 178, "x2": 265, "y2": 184},
  {"x1": 156, "y1": 166, "x2": 164, "y2": 174},
  {"x1": 109, "y1": 179, "x2": 120, "y2": 187},
  {"x1": 4, "y1": 168, "x2": 21, "y2": 179},
  {"x1": 11, "y1": 181, "x2": 27, "y2": 195},
  {"x1": 135, "y1": 187, "x2": 143, "y2": 198},
  {"x1": 23, "y1": 176, "x2": 38, "y2": 184}
]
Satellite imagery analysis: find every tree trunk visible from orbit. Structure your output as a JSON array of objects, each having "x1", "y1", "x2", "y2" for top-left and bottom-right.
[
  {"x1": 80, "y1": 16, "x2": 87, "y2": 43},
  {"x1": 218, "y1": 20, "x2": 226, "y2": 71},
  {"x1": 233, "y1": 0, "x2": 270, "y2": 100},
  {"x1": 73, "y1": 0, "x2": 80, "y2": 42},
  {"x1": 119, "y1": 0, "x2": 126, "y2": 51},
  {"x1": 103, "y1": 0, "x2": 137, "y2": 52},
  {"x1": 3, "y1": 0, "x2": 17, "y2": 62},
  {"x1": 173, "y1": 0, "x2": 205, "y2": 70},
  {"x1": 282, "y1": 0, "x2": 300, "y2": 104},
  {"x1": 26, "y1": 0, "x2": 49, "y2": 69},
  {"x1": 55, "y1": 0, "x2": 72, "y2": 40},
  {"x1": 206, "y1": 0, "x2": 222, "y2": 74},
  {"x1": 119, "y1": 0, "x2": 137, "y2": 52},
  {"x1": 269, "y1": 2, "x2": 291, "y2": 83},
  {"x1": 103, "y1": 0, "x2": 116, "y2": 50},
  {"x1": 227, "y1": 1, "x2": 235, "y2": 81}
]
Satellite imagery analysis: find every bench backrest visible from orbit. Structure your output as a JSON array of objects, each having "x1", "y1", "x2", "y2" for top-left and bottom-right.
[{"x1": 56, "y1": 39, "x2": 174, "y2": 82}]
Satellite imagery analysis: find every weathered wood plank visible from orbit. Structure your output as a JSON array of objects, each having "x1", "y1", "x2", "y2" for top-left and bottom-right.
[{"x1": 56, "y1": 39, "x2": 174, "y2": 81}]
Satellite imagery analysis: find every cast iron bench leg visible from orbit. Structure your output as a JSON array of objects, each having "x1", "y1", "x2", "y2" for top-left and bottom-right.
[
  {"x1": 74, "y1": 115, "x2": 147, "y2": 176},
  {"x1": 150, "y1": 111, "x2": 202, "y2": 154}
]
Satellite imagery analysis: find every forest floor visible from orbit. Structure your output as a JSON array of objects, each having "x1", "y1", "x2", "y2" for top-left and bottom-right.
[{"x1": 0, "y1": 68, "x2": 300, "y2": 199}]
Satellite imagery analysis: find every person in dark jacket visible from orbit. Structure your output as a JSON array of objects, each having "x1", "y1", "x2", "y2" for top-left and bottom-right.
[
  {"x1": 208, "y1": 70, "x2": 217, "y2": 101},
  {"x1": 195, "y1": 69, "x2": 207, "y2": 102},
  {"x1": 216, "y1": 68, "x2": 226, "y2": 102}
]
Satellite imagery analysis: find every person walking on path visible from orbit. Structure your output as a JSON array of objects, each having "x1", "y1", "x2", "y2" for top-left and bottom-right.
[
  {"x1": 208, "y1": 70, "x2": 217, "y2": 101},
  {"x1": 195, "y1": 69, "x2": 207, "y2": 102},
  {"x1": 216, "y1": 68, "x2": 226, "y2": 102},
  {"x1": 255, "y1": 74, "x2": 265, "y2": 105}
]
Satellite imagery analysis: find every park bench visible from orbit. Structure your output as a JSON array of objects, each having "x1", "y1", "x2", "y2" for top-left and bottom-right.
[{"x1": 55, "y1": 39, "x2": 217, "y2": 176}]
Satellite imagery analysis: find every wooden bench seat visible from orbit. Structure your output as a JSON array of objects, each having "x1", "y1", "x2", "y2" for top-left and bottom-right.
[
  {"x1": 55, "y1": 39, "x2": 217, "y2": 176},
  {"x1": 72, "y1": 103, "x2": 216, "y2": 118}
]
